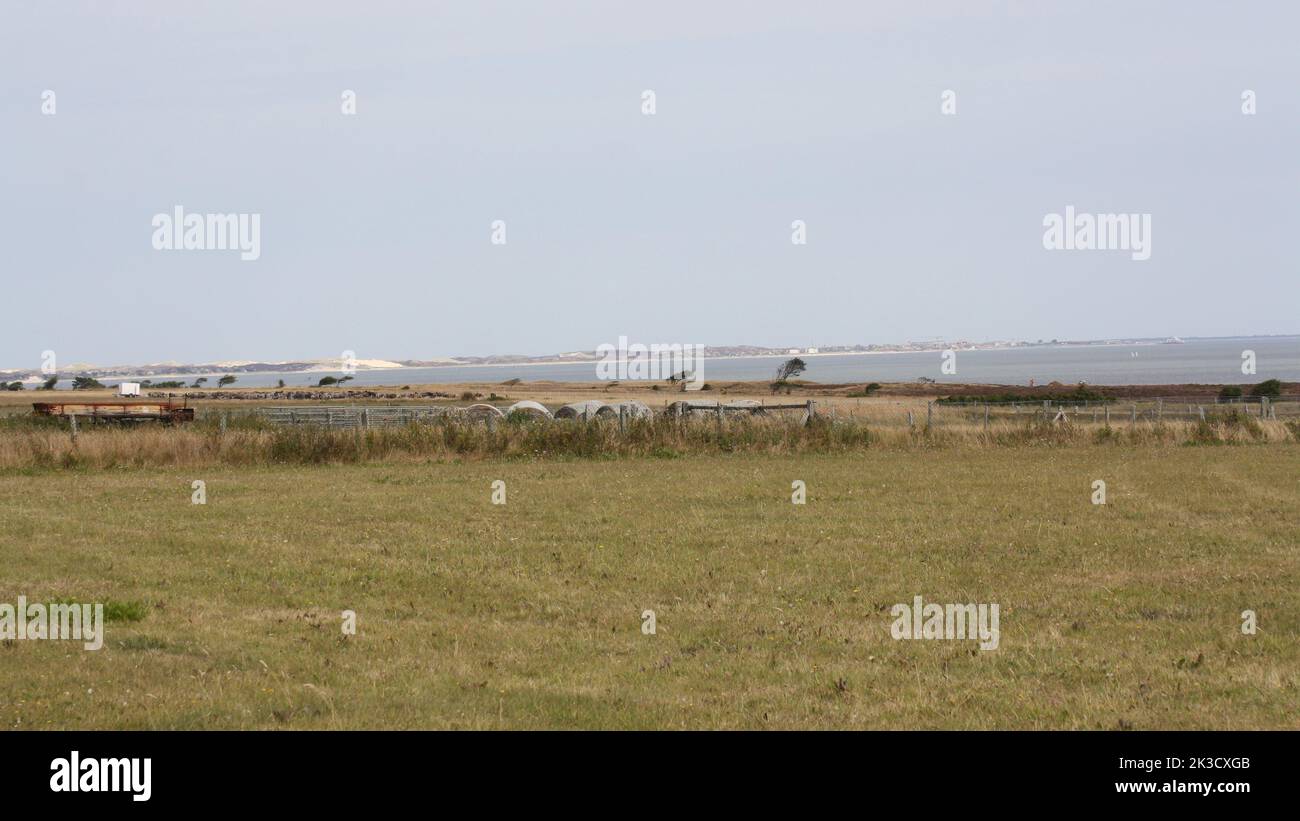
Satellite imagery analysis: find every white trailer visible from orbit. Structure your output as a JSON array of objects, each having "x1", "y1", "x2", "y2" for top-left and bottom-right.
[{"x1": 117, "y1": 382, "x2": 142, "y2": 397}]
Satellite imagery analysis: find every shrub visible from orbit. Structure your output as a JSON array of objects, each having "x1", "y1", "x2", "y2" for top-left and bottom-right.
[
  {"x1": 1250, "y1": 379, "x2": 1282, "y2": 398},
  {"x1": 1218, "y1": 386, "x2": 1242, "y2": 400}
]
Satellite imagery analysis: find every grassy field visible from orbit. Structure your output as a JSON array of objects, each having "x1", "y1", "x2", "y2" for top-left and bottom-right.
[{"x1": 2, "y1": 440, "x2": 1297, "y2": 729}]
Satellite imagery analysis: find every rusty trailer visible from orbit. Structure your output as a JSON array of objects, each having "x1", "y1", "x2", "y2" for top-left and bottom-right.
[{"x1": 32, "y1": 400, "x2": 195, "y2": 424}]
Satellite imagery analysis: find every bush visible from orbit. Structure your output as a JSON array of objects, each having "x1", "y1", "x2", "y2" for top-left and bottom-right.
[
  {"x1": 847, "y1": 383, "x2": 881, "y2": 397},
  {"x1": 1218, "y1": 386, "x2": 1243, "y2": 400},
  {"x1": 1250, "y1": 379, "x2": 1282, "y2": 398}
]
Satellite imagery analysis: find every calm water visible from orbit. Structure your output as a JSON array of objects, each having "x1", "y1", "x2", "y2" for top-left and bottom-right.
[{"x1": 100, "y1": 336, "x2": 1300, "y2": 389}]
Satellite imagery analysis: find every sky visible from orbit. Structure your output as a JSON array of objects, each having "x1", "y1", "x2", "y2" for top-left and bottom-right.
[{"x1": 2, "y1": 1, "x2": 1297, "y2": 367}]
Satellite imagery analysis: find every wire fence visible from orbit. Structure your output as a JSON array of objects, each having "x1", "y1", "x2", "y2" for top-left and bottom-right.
[{"x1": 891, "y1": 397, "x2": 1298, "y2": 428}]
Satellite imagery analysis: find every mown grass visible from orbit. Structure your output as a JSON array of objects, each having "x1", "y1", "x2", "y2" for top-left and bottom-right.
[{"x1": 0, "y1": 443, "x2": 1296, "y2": 729}]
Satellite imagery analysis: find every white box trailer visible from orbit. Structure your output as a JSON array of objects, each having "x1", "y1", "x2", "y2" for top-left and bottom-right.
[{"x1": 117, "y1": 382, "x2": 142, "y2": 397}]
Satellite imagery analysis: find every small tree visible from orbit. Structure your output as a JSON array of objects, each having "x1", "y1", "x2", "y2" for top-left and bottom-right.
[
  {"x1": 1249, "y1": 379, "x2": 1282, "y2": 398},
  {"x1": 71, "y1": 376, "x2": 105, "y2": 390},
  {"x1": 775, "y1": 358, "x2": 807, "y2": 383},
  {"x1": 41, "y1": 375, "x2": 58, "y2": 390},
  {"x1": 317, "y1": 376, "x2": 339, "y2": 387},
  {"x1": 1218, "y1": 385, "x2": 1243, "y2": 400},
  {"x1": 217, "y1": 375, "x2": 237, "y2": 388},
  {"x1": 191, "y1": 377, "x2": 208, "y2": 388}
]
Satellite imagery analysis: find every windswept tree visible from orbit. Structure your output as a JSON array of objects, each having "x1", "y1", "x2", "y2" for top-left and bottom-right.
[
  {"x1": 71, "y1": 376, "x2": 105, "y2": 390},
  {"x1": 775, "y1": 358, "x2": 807, "y2": 383},
  {"x1": 41, "y1": 375, "x2": 58, "y2": 390},
  {"x1": 217, "y1": 374, "x2": 237, "y2": 388}
]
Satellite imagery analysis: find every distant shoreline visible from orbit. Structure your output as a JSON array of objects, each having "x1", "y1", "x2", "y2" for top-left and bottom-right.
[{"x1": 4, "y1": 335, "x2": 1298, "y2": 383}]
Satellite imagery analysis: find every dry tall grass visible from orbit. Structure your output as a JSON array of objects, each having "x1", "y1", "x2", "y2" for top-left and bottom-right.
[{"x1": 0, "y1": 415, "x2": 1295, "y2": 470}]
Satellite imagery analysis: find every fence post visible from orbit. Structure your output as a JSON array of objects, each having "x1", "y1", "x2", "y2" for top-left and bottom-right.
[
  {"x1": 926, "y1": 401, "x2": 933, "y2": 430},
  {"x1": 70, "y1": 414, "x2": 78, "y2": 443},
  {"x1": 1131, "y1": 404, "x2": 1137, "y2": 423},
  {"x1": 983, "y1": 403, "x2": 989, "y2": 428},
  {"x1": 619, "y1": 406, "x2": 627, "y2": 434},
  {"x1": 907, "y1": 410, "x2": 914, "y2": 427},
  {"x1": 1262, "y1": 396, "x2": 1270, "y2": 419},
  {"x1": 804, "y1": 400, "x2": 816, "y2": 427},
  {"x1": 1198, "y1": 405, "x2": 1205, "y2": 421},
  {"x1": 1104, "y1": 405, "x2": 1110, "y2": 425},
  {"x1": 1157, "y1": 398, "x2": 1163, "y2": 421}
]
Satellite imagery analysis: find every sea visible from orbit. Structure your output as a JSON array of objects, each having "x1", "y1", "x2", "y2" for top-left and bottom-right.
[{"x1": 78, "y1": 336, "x2": 1300, "y2": 390}]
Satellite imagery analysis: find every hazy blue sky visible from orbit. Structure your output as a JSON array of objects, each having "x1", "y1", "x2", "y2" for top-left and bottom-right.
[{"x1": 2, "y1": 1, "x2": 1297, "y2": 366}]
